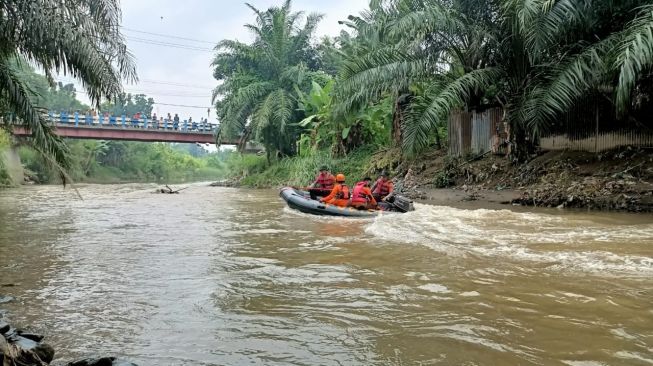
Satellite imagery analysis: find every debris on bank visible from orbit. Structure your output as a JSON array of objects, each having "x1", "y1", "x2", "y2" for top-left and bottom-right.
[
  {"x1": 154, "y1": 185, "x2": 187, "y2": 194},
  {"x1": 209, "y1": 179, "x2": 240, "y2": 188},
  {"x1": 397, "y1": 147, "x2": 653, "y2": 212}
]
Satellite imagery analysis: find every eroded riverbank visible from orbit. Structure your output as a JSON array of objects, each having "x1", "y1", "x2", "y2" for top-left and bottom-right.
[{"x1": 1, "y1": 184, "x2": 652, "y2": 365}]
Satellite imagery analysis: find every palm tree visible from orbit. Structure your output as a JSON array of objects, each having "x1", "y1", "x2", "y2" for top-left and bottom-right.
[
  {"x1": 334, "y1": 0, "x2": 653, "y2": 158},
  {"x1": 0, "y1": 0, "x2": 136, "y2": 181},
  {"x1": 211, "y1": 0, "x2": 323, "y2": 159}
]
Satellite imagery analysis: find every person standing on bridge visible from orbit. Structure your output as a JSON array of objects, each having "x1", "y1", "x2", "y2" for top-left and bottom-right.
[{"x1": 173, "y1": 113, "x2": 180, "y2": 130}]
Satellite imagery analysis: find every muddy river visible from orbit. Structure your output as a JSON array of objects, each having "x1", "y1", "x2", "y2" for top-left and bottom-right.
[{"x1": 0, "y1": 184, "x2": 651, "y2": 365}]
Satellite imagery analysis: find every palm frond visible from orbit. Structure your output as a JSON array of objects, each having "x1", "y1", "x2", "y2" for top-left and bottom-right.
[
  {"x1": 522, "y1": 36, "x2": 617, "y2": 134},
  {"x1": 507, "y1": 0, "x2": 590, "y2": 62},
  {"x1": 334, "y1": 46, "x2": 438, "y2": 117},
  {"x1": 614, "y1": 4, "x2": 653, "y2": 114},
  {"x1": 0, "y1": 62, "x2": 71, "y2": 180}
]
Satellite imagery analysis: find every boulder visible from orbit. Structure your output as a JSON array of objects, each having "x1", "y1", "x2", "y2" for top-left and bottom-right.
[
  {"x1": 68, "y1": 357, "x2": 115, "y2": 366},
  {"x1": 67, "y1": 357, "x2": 137, "y2": 366},
  {"x1": 0, "y1": 321, "x2": 9, "y2": 335},
  {"x1": 7, "y1": 335, "x2": 55, "y2": 365},
  {"x1": 0, "y1": 334, "x2": 9, "y2": 358},
  {"x1": 16, "y1": 332, "x2": 44, "y2": 343},
  {"x1": 31, "y1": 342, "x2": 55, "y2": 364},
  {"x1": 112, "y1": 361, "x2": 138, "y2": 366}
]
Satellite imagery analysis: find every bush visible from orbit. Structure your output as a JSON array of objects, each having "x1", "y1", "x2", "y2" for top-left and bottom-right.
[
  {"x1": 433, "y1": 157, "x2": 460, "y2": 188},
  {"x1": 224, "y1": 146, "x2": 379, "y2": 188}
]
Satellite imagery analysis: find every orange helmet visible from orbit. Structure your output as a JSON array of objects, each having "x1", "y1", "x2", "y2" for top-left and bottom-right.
[{"x1": 335, "y1": 173, "x2": 346, "y2": 182}]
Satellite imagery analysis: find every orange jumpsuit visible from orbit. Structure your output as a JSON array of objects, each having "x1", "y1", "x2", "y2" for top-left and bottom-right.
[{"x1": 320, "y1": 183, "x2": 350, "y2": 207}]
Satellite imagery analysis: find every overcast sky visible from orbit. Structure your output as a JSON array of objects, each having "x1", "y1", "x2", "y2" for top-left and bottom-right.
[{"x1": 66, "y1": 0, "x2": 369, "y2": 121}]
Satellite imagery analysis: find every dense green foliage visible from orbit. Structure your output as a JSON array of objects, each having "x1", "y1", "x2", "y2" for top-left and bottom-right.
[
  {"x1": 2, "y1": 0, "x2": 652, "y2": 189},
  {"x1": 101, "y1": 93, "x2": 155, "y2": 117},
  {"x1": 214, "y1": 0, "x2": 653, "y2": 173},
  {"x1": 20, "y1": 141, "x2": 223, "y2": 184},
  {"x1": 222, "y1": 147, "x2": 376, "y2": 188},
  {"x1": 211, "y1": 0, "x2": 327, "y2": 157},
  {"x1": 0, "y1": 0, "x2": 135, "y2": 180},
  {"x1": 333, "y1": 0, "x2": 653, "y2": 156}
]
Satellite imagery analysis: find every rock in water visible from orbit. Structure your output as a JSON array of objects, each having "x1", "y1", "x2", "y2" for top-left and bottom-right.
[
  {"x1": 8, "y1": 335, "x2": 55, "y2": 365},
  {"x1": 67, "y1": 357, "x2": 115, "y2": 366},
  {"x1": 113, "y1": 360, "x2": 139, "y2": 366},
  {"x1": 67, "y1": 357, "x2": 139, "y2": 366},
  {"x1": 0, "y1": 334, "x2": 9, "y2": 358},
  {"x1": 68, "y1": 357, "x2": 139, "y2": 366},
  {"x1": 31, "y1": 342, "x2": 55, "y2": 364},
  {"x1": 0, "y1": 321, "x2": 9, "y2": 335},
  {"x1": 16, "y1": 332, "x2": 44, "y2": 343}
]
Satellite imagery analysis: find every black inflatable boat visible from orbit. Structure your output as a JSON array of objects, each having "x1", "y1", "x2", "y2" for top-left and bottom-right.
[{"x1": 279, "y1": 187, "x2": 414, "y2": 217}]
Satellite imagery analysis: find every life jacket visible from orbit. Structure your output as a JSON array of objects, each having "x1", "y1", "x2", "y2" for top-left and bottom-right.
[
  {"x1": 335, "y1": 184, "x2": 350, "y2": 199},
  {"x1": 373, "y1": 178, "x2": 392, "y2": 196},
  {"x1": 351, "y1": 181, "x2": 370, "y2": 204},
  {"x1": 316, "y1": 173, "x2": 335, "y2": 189}
]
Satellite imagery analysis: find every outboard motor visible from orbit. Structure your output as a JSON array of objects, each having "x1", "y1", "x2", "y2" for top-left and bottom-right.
[{"x1": 391, "y1": 195, "x2": 415, "y2": 213}]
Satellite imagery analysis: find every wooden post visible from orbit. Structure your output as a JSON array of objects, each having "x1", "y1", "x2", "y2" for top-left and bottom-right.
[{"x1": 595, "y1": 104, "x2": 599, "y2": 154}]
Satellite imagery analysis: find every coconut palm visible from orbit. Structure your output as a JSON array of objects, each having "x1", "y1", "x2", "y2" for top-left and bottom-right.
[
  {"x1": 211, "y1": 0, "x2": 323, "y2": 158},
  {"x1": 334, "y1": 0, "x2": 653, "y2": 157},
  {"x1": 0, "y1": 0, "x2": 136, "y2": 181}
]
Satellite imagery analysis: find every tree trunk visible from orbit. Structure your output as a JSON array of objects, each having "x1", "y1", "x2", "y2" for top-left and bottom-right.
[
  {"x1": 510, "y1": 122, "x2": 535, "y2": 163},
  {"x1": 392, "y1": 93, "x2": 411, "y2": 147}
]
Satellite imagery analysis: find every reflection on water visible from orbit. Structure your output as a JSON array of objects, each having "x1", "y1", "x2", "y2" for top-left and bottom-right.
[{"x1": 0, "y1": 184, "x2": 652, "y2": 365}]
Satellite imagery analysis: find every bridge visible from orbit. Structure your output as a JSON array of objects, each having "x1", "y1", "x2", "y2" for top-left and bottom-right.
[{"x1": 6, "y1": 111, "x2": 242, "y2": 145}]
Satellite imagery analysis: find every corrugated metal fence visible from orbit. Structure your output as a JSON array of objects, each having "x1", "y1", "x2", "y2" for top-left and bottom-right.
[
  {"x1": 449, "y1": 101, "x2": 653, "y2": 156},
  {"x1": 448, "y1": 108, "x2": 507, "y2": 157},
  {"x1": 539, "y1": 97, "x2": 653, "y2": 152}
]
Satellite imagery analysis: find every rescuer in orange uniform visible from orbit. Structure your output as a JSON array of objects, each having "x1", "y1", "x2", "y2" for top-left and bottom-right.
[
  {"x1": 309, "y1": 165, "x2": 335, "y2": 200},
  {"x1": 320, "y1": 173, "x2": 350, "y2": 207},
  {"x1": 371, "y1": 170, "x2": 394, "y2": 202},
  {"x1": 350, "y1": 177, "x2": 377, "y2": 209}
]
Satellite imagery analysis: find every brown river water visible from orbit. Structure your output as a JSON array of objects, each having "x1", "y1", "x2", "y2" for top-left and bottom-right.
[{"x1": 0, "y1": 184, "x2": 652, "y2": 365}]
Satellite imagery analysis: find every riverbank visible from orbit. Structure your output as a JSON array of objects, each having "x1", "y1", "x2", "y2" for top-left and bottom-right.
[
  {"x1": 216, "y1": 146, "x2": 653, "y2": 213},
  {"x1": 398, "y1": 147, "x2": 653, "y2": 212}
]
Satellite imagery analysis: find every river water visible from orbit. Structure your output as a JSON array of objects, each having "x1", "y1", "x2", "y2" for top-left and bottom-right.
[{"x1": 0, "y1": 184, "x2": 652, "y2": 365}]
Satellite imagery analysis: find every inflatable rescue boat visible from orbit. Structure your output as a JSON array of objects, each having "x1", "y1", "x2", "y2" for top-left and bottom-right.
[{"x1": 279, "y1": 187, "x2": 414, "y2": 217}]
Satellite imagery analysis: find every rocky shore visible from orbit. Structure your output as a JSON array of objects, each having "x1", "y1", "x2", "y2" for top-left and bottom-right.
[
  {"x1": 1, "y1": 306, "x2": 137, "y2": 366},
  {"x1": 209, "y1": 179, "x2": 240, "y2": 188},
  {"x1": 398, "y1": 147, "x2": 653, "y2": 213}
]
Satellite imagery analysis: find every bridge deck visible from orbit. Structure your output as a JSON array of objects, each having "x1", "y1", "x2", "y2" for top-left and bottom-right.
[
  {"x1": 2, "y1": 114, "x2": 247, "y2": 145},
  {"x1": 10, "y1": 125, "x2": 233, "y2": 144}
]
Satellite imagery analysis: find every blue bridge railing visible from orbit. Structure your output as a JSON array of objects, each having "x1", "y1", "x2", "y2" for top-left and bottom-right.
[{"x1": 44, "y1": 111, "x2": 218, "y2": 134}]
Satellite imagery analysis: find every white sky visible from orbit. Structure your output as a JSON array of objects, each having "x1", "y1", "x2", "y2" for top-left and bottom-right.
[{"x1": 63, "y1": 0, "x2": 368, "y2": 121}]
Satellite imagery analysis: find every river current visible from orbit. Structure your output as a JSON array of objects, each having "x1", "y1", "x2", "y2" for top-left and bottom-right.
[{"x1": 0, "y1": 184, "x2": 651, "y2": 365}]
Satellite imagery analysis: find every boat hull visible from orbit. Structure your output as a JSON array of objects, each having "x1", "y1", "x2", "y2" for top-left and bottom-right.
[{"x1": 279, "y1": 187, "x2": 381, "y2": 217}]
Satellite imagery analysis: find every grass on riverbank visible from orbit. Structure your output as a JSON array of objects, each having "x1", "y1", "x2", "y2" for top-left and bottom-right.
[
  {"x1": 223, "y1": 147, "x2": 385, "y2": 188},
  {"x1": 0, "y1": 130, "x2": 12, "y2": 186}
]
